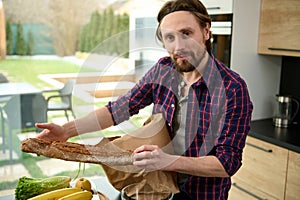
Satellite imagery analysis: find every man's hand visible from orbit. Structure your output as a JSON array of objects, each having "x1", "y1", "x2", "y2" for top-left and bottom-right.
[
  {"x1": 133, "y1": 145, "x2": 179, "y2": 171},
  {"x1": 35, "y1": 122, "x2": 68, "y2": 142}
]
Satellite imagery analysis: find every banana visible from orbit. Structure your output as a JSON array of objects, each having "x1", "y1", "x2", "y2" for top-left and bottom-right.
[
  {"x1": 28, "y1": 188, "x2": 82, "y2": 200},
  {"x1": 58, "y1": 190, "x2": 93, "y2": 200}
]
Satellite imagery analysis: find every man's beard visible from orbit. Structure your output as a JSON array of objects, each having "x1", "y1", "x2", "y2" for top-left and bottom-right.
[
  {"x1": 172, "y1": 51, "x2": 200, "y2": 73},
  {"x1": 174, "y1": 59, "x2": 195, "y2": 73}
]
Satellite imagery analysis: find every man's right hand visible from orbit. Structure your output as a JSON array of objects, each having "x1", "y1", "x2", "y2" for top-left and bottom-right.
[{"x1": 35, "y1": 123, "x2": 69, "y2": 142}]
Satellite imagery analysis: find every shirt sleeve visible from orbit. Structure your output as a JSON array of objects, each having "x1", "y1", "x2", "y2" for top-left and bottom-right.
[
  {"x1": 105, "y1": 65, "x2": 156, "y2": 125},
  {"x1": 215, "y1": 80, "x2": 253, "y2": 176}
]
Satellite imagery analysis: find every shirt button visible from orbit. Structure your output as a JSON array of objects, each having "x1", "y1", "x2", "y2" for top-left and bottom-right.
[{"x1": 171, "y1": 104, "x2": 175, "y2": 108}]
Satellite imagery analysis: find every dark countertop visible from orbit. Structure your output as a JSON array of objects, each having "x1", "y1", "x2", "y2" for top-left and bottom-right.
[{"x1": 249, "y1": 118, "x2": 300, "y2": 153}]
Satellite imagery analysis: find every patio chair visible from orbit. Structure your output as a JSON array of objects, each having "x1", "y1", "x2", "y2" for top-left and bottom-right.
[
  {"x1": 0, "y1": 73, "x2": 9, "y2": 83},
  {"x1": 0, "y1": 93, "x2": 47, "y2": 162},
  {"x1": 0, "y1": 73, "x2": 10, "y2": 103},
  {"x1": 43, "y1": 79, "x2": 76, "y2": 121}
]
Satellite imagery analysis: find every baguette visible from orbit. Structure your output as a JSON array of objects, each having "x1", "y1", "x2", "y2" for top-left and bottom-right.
[{"x1": 20, "y1": 138, "x2": 133, "y2": 166}]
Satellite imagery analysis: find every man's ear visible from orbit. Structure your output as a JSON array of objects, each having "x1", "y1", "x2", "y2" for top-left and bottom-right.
[{"x1": 203, "y1": 23, "x2": 211, "y2": 40}]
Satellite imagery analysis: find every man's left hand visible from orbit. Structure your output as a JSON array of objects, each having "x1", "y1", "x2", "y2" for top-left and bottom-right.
[{"x1": 133, "y1": 145, "x2": 178, "y2": 171}]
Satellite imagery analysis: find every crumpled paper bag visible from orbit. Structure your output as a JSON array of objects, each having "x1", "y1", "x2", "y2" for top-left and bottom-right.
[{"x1": 99, "y1": 113, "x2": 179, "y2": 197}]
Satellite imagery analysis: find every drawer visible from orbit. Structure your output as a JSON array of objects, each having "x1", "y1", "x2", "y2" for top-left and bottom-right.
[
  {"x1": 229, "y1": 177, "x2": 277, "y2": 200},
  {"x1": 233, "y1": 136, "x2": 288, "y2": 199},
  {"x1": 285, "y1": 150, "x2": 300, "y2": 200}
]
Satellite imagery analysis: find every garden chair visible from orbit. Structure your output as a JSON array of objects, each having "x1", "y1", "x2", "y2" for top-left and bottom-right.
[
  {"x1": 0, "y1": 73, "x2": 11, "y2": 103},
  {"x1": 0, "y1": 73, "x2": 9, "y2": 83},
  {"x1": 43, "y1": 79, "x2": 76, "y2": 121}
]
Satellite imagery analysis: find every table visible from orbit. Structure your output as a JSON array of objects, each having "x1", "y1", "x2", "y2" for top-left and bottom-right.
[
  {"x1": 0, "y1": 82, "x2": 44, "y2": 162},
  {"x1": 0, "y1": 82, "x2": 43, "y2": 129},
  {"x1": 0, "y1": 82, "x2": 41, "y2": 97}
]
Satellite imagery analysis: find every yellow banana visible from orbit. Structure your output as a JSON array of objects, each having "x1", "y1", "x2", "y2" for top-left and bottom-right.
[
  {"x1": 58, "y1": 190, "x2": 93, "y2": 200},
  {"x1": 28, "y1": 188, "x2": 82, "y2": 200}
]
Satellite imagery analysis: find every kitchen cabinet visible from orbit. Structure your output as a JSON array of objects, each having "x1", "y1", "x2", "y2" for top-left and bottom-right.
[
  {"x1": 285, "y1": 150, "x2": 300, "y2": 200},
  {"x1": 258, "y1": 0, "x2": 300, "y2": 57},
  {"x1": 229, "y1": 136, "x2": 289, "y2": 199},
  {"x1": 201, "y1": 0, "x2": 233, "y2": 15},
  {"x1": 229, "y1": 180, "x2": 276, "y2": 200}
]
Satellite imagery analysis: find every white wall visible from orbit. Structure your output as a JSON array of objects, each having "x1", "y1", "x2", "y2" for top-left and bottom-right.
[{"x1": 231, "y1": 0, "x2": 282, "y2": 120}]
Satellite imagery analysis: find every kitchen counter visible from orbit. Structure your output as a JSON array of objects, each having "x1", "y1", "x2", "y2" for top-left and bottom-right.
[{"x1": 249, "y1": 118, "x2": 300, "y2": 153}]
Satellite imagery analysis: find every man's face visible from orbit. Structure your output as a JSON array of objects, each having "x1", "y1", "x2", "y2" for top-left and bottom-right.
[{"x1": 160, "y1": 11, "x2": 210, "y2": 73}]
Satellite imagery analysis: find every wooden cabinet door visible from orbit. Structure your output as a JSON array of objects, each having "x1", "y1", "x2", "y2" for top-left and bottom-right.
[
  {"x1": 285, "y1": 150, "x2": 300, "y2": 200},
  {"x1": 258, "y1": 0, "x2": 300, "y2": 57},
  {"x1": 229, "y1": 177, "x2": 277, "y2": 200},
  {"x1": 232, "y1": 136, "x2": 288, "y2": 199}
]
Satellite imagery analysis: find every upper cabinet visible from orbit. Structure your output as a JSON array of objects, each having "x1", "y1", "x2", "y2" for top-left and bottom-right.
[
  {"x1": 201, "y1": 0, "x2": 233, "y2": 15},
  {"x1": 258, "y1": 0, "x2": 300, "y2": 57}
]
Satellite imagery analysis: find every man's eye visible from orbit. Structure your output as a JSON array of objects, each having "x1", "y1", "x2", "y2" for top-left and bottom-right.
[
  {"x1": 182, "y1": 31, "x2": 190, "y2": 38},
  {"x1": 163, "y1": 35, "x2": 174, "y2": 43}
]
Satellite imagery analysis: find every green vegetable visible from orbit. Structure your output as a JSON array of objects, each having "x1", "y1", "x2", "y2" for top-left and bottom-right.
[{"x1": 15, "y1": 176, "x2": 71, "y2": 200}]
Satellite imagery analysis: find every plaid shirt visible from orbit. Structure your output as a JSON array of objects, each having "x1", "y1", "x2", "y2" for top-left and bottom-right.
[{"x1": 106, "y1": 56, "x2": 253, "y2": 200}]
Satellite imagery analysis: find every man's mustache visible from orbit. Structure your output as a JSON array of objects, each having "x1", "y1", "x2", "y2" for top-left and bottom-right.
[{"x1": 174, "y1": 51, "x2": 193, "y2": 59}]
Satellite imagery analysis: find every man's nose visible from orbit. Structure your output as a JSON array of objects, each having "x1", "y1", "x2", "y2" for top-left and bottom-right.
[{"x1": 173, "y1": 37, "x2": 186, "y2": 52}]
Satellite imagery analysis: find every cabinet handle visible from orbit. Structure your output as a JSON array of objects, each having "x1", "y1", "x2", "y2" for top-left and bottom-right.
[
  {"x1": 268, "y1": 47, "x2": 300, "y2": 53},
  {"x1": 246, "y1": 142, "x2": 273, "y2": 153},
  {"x1": 207, "y1": 7, "x2": 221, "y2": 10},
  {"x1": 232, "y1": 183, "x2": 267, "y2": 200}
]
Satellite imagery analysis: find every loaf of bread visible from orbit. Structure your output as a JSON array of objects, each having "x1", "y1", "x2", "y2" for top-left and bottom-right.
[{"x1": 20, "y1": 138, "x2": 133, "y2": 166}]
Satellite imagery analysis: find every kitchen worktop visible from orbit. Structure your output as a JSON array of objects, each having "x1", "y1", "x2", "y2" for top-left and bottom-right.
[{"x1": 249, "y1": 118, "x2": 300, "y2": 153}]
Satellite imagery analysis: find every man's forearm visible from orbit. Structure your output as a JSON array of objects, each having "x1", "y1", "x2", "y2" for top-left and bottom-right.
[
  {"x1": 166, "y1": 155, "x2": 229, "y2": 177},
  {"x1": 63, "y1": 106, "x2": 114, "y2": 138}
]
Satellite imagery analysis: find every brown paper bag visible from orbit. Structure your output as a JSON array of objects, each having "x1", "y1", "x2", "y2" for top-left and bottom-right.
[{"x1": 100, "y1": 113, "x2": 179, "y2": 196}]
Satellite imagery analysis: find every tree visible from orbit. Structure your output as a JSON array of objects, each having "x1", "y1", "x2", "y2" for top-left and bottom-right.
[
  {"x1": 0, "y1": 1, "x2": 6, "y2": 59},
  {"x1": 16, "y1": 22, "x2": 26, "y2": 55},
  {"x1": 90, "y1": 11, "x2": 102, "y2": 49},
  {"x1": 47, "y1": 0, "x2": 99, "y2": 56},
  {"x1": 26, "y1": 30, "x2": 34, "y2": 55},
  {"x1": 118, "y1": 13, "x2": 129, "y2": 58},
  {"x1": 6, "y1": 21, "x2": 13, "y2": 55},
  {"x1": 78, "y1": 7, "x2": 130, "y2": 57},
  {"x1": 79, "y1": 24, "x2": 87, "y2": 52}
]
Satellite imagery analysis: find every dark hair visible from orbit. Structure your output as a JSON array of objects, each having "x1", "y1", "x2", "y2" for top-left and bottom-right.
[{"x1": 156, "y1": 0, "x2": 212, "y2": 54}]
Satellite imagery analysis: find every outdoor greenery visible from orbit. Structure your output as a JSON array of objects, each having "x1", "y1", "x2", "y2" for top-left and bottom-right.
[
  {"x1": 78, "y1": 7, "x2": 129, "y2": 57},
  {"x1": 6, "y1": 22, "x2": 13, "y2": 55},
  {"x1": 12, "y1": 22, "x2": 36, "y2": 56},
  {"x1": 6, "y1": 4, "x2": 130, "y2": 57},
  {"x1": 0, "y1": 58, "x2": 80, "y2": 88},
  {"x1": 26, "y1": 31, "x2": 34, "y2": 55},
  {"x1": 16, "y1": 23, "x2": 26, "y2": 55}
]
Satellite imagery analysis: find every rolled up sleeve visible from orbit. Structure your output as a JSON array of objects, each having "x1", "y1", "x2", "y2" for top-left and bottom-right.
[{"x1": 215, "y1": 82, "x2": 253, "y2": 176}]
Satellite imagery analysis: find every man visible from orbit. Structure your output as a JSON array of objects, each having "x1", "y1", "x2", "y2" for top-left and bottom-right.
[{"x1": 36, "y1": 0, "x2": 253, "y2": 199}]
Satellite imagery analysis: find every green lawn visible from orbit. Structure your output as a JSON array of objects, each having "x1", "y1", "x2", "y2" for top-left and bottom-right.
[{"x1": 0, "y1": 57, "x2": 81, "y2": 89}]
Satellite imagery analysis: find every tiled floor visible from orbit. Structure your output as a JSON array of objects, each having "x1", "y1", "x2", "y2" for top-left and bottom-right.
[
  {"x1": 0, "y1": 163, "x2": 30, "y2": 182},
  {"x1": 0, "y1": 150, "x2": 18, "y2": 161},
  {"x1": 36, "y1": 159, "x2": 91, "y2": 177}
]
